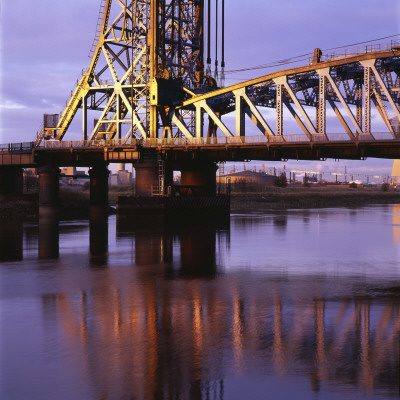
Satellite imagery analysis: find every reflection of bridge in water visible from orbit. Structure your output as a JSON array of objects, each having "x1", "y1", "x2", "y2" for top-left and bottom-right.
[
  {"x1": 46, "y1": 268, "x2": 400, "y2": 398},
  {"x1": 1, "y1": 213, "x2": 399, "y2": 398},
  {"x1": 1, "y1": 0, "x2": 400, "y2": 214}
]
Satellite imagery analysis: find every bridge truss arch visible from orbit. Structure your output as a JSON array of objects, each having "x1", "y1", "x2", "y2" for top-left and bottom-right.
[{"x1": 173, "y1": 46, "x2": 400, "y2": 145}]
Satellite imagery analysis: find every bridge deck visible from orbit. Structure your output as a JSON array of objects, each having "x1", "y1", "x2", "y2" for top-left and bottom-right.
[{"x1": 1, "y1": 135, "x2": 400, "y2": 167}]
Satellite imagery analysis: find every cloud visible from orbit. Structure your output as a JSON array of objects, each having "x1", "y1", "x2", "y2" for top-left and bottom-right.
[{"x1": 0, "y1": 100, "x2": 26, "y2": 110}]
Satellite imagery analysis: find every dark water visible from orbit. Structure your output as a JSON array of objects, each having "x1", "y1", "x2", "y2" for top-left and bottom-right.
[{"x1": 1, "y1": 205, "x2": 400, "y2": 400}]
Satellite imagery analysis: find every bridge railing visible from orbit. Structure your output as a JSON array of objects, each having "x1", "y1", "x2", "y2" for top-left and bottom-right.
[
  {"x1": 142, "y1": 132, "x2": 394, "y2": 146},
  {"x1": 0, "y1": 142, "x2": 35, "y2": 153},
  {"x1": 316, "y1": 40, "x2": 400, "y2": 64},
  {"x1": 39, "y1": 138, "x2": 141, "y2": 149},
  {"x1": 1, "y1": 132, "x2": 396, "y2": 153}
]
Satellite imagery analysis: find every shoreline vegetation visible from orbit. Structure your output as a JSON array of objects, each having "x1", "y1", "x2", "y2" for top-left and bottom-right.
[{"x1": 1, "y1": 184, "x2": 399, "y2": 219}]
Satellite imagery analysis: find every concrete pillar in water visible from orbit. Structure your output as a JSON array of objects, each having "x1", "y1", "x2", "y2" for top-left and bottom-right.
[
  {"x1": 0, "y1": 167, "x2": 23, "y2": 195},
  {"x1": 89, "y1": 164, "x2": 110, "y2": 207},
  {"x1": 180, "y1": 161, "x2": 217, "y2": 196},
  {"x1": 38, "y1": 164, "x2": 60, "y2": 218}
]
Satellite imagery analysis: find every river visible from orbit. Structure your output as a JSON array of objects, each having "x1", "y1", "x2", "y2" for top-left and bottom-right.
[{"x1": 1, "y1": 204, "x2": 400, "y2": 399}]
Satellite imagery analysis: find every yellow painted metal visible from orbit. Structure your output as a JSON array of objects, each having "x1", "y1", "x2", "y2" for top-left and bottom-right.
[
  {"x1": 179, "y1": 49, "x2": 400, "y2": 109},
  {"x1": 53, "y1": 0, "x2": 113, "y2": 141}
]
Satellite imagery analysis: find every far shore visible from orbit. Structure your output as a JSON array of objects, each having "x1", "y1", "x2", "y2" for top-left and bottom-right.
[{"x1": 0, "y1": 184, "x2": 399, "y2": 219}]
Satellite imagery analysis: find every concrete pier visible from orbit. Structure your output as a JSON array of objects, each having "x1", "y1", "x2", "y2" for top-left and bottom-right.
[
  {"x1": 134, "y1": 161, "x2": 159, "y2": 196},
  {"x1": 134, "y1": 160, "x2": 173, "y2": 196},
  {"x1": 89, "y1": 164, "x2": 110, "y2": 208},
  {"x1": 38, "y1": 164, "x2": 60, "y2": 217},
  {"x1": 180, "y1": 161, "x2": 217, "y2": 196}
]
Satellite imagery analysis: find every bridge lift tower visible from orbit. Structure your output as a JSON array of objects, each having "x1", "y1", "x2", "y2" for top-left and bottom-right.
[
  {"x1": 36, "y1": 0, "x2": 226, "y2": 197},
  {"x1": 37, "y1": 0, "x2": 224, "y2": 144}
]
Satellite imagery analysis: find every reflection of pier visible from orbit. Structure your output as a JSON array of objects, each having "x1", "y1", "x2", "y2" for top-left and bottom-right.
[
  {"x1": 2, "y1": 209, "x2": 399, "y2": 397},
  {"x1": 117, "y1": 215, "x2": 230, "y2": 278},
  {"x1": 0, "y1": 219, "x2": 23, "y2": 261},
  {"x1": 44, "y1": 276, "x2": 400, "y2": 399}
]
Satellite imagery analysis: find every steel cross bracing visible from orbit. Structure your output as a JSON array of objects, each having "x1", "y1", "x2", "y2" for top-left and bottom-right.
[{"x1": 34, "y1": 0, "x2": 400, "y2": 148}]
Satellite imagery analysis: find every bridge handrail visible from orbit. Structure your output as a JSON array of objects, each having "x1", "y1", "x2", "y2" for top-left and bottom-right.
[
  {"x1": 40, "y1": 138, "x2": 141, "y2": 149},
  {"x1": 310, "y1": 40, "x2": 400, "y2": 64},
  {"x1": 0, "y1": 142, "x2": 35, "y2": 153},
  {"x1": 142, "y1": 132, "x2": 394, "y2": 146},
  {"x1": 2, "y1": 132, "x2": 396, "y2": 153}
]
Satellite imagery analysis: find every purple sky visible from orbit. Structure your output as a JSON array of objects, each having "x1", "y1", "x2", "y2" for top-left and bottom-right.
[{"x1": 1, "y1": 0, "x2": 399, "y2": 176}]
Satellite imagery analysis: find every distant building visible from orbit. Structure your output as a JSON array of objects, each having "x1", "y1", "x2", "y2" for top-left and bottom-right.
[
  {"x1": 60, "y1": 167, "x2": 86, "y2": 178},
  {"x1": 109, "y1": 169, "x2": 133, "y2": 185},
  {"x1": 60, "y1": 167, "x2": 88, "y2": 187}
]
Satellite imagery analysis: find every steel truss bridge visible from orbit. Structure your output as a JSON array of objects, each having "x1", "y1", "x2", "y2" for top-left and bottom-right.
[
  {"x1": 29, "y1": 1, "x2": 400, "y2": 153},
  {"x1": 1, "y1": 0, "x2": 400, "y2": 198}
]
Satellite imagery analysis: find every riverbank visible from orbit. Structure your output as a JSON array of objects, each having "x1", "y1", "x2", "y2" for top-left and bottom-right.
[
  {"x1": 0, "y1": 189, "x2": 91, "y2": 219},
  {"x1": 230, "y1": 185, "x2": 400, "y2": 210},
  {"x1": 1, "y1": 185, "x2": 399, "y2": 218}
]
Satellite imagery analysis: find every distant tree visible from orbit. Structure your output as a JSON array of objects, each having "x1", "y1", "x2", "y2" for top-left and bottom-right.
[
  {"x1": 274, "y1": 173, "x2": 287, "y2": 188},
  {"x1": 349, "y1": 182, "x2": 358, "y2": 189}
]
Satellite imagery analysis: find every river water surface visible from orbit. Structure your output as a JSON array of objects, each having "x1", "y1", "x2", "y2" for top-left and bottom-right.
[{"x1": 1, "y1": 204, "x2": 400, "y2": 399}]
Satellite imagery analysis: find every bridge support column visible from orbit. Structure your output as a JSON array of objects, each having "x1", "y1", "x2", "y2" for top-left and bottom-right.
[
  {"x1": 134, "y1": 161, "x2": 173, "y2": 196},
  {"x1": 180, "y1": 161, "x2": 217, "y2": 196},
  {"x1": 0, "y1": 167, "x2": 23, "y2": 196},
  {"x1": 135, "y1": 161, "x2": 158, "y2": 196},
  {"x1": 89, "y1": 164, "x2": 110, "y2": 208},
  {"x1": 38, "y1": 164, "x2": 60, "y2": 218}
]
